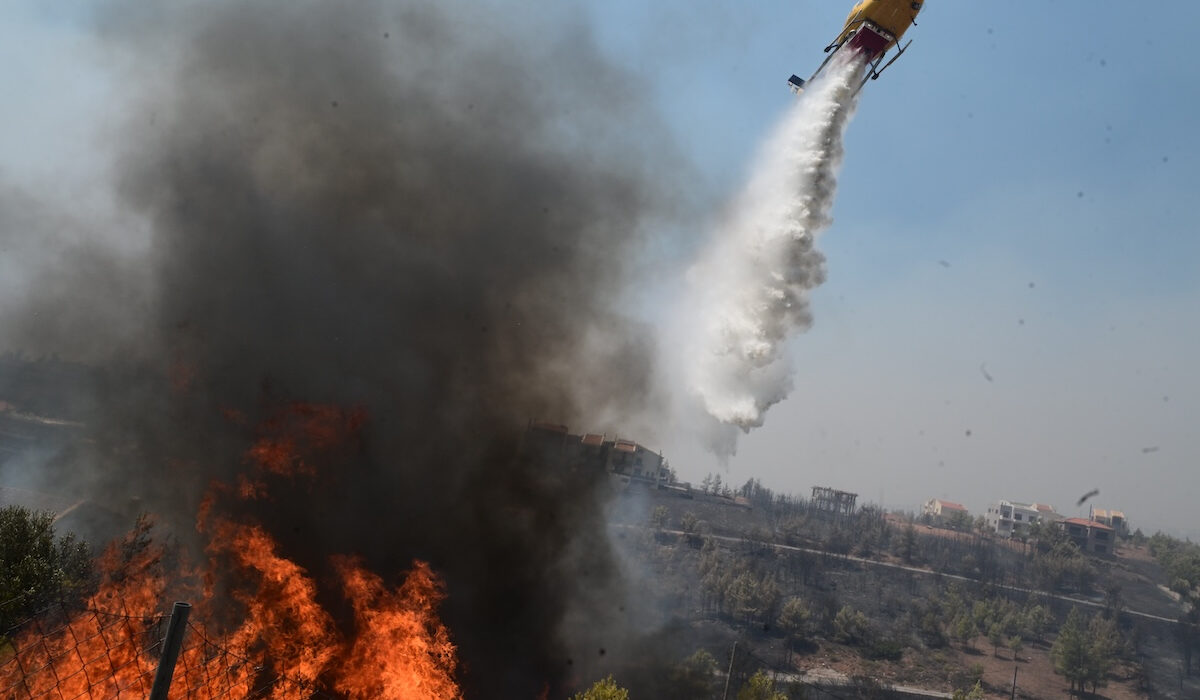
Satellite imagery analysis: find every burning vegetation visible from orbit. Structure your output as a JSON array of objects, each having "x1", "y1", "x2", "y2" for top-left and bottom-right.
[
  {"x1": 3, "y1": 403, "x2": 462, "y2": 699},
  {"x1": 0, "y1": 0, "x2": 682, "y2": 695}
]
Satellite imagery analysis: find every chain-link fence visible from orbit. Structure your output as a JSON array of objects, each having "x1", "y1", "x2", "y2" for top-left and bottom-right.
[
  {"x1": 1, "y1": 598, "x2": 333, "y2": 699},
  {"x1": 4, "y1": 596, "x2": 928, "y2": 699},
  {"x1": 1, "y1": 597, "x2": 164, "y2": 698}
]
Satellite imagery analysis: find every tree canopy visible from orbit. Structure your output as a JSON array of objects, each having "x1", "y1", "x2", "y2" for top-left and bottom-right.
[
  {"x1": 0, "y1": 505, "x2": 93, "y2": 632},
  {"x1": 1051, "y1": 607, "x2": 1121, "y2": 695},
  {"x1": 573, "y1": 675, "x2": 630, "y2": 700},
  {"x1": 736, "y1": 670, "x2": 787, "y2": 700}
]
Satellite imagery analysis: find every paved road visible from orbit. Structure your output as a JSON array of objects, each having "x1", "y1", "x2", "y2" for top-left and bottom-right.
[{"x1": 717, "y1": 667, "x2": 955, "y2": 699}]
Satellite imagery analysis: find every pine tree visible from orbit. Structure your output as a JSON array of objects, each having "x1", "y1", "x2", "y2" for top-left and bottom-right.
[
  {"x1": 573, "y1": 675, "x2": 629, "y2": 700},
  {"x1": 1051, "y1": 608, "x2": 1090, "y2": 693},
  {"x1": 737, "y1": 670, "x2": 787, "y2": 700},
  {"x1": 778, "y1": 596, "x2": 811, "y2": 656},
  {"x1": 1085, "y1": 614, "x2": 1120, "y2": 693}
]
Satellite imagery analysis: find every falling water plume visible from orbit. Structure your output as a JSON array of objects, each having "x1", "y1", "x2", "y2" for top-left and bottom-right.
[{"x1": 684, "y1": 54, "x2": 863, "y2": 446}]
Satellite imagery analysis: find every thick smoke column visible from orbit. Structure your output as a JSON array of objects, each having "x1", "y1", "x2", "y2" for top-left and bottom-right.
[
  {"x1": 684, "y1": 55, "x2": 862, "y2": 443},
  {"x1": 1, "y1": 0, "x2": 682, "y2": 695}
]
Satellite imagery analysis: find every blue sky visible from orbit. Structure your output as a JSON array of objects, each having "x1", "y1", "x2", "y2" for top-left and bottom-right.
[
  {"x1": 579, "y1": 0, "x2": 1200, "y2": 535},
  {"x1": 2, "y1": 1, "x2": 1198, "y2": 534}
]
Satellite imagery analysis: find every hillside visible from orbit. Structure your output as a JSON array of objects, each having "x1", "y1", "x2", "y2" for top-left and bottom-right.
[{"x1": 597, "y1": 482, "x2": 1196, "y2": 699}]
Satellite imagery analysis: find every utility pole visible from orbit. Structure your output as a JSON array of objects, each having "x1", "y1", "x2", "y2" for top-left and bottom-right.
[
  {"x1": 1011, "y1": 665, "x2": 1018, "y2": 700},
  {"x1": 722, "y1": 641, "x2": 737, "y2": 700}
]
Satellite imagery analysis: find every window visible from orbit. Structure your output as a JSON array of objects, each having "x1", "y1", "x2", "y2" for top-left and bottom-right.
[{"x1": 1014, "y1": 513, "x2": 1022, "y2": 521}]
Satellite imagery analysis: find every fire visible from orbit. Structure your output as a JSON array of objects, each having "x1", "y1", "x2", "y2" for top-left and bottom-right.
[
  {"x1": 0, "y1": 401, "x2": 462, "y2": 700},
  {"x1": 204, "y1": 519, "x2": 340, "y2": 697},
  {"x1": 0, "y1": 518, "x2": 167, "y2": 698},
  {"x1": 335, "y1": 557, "x2": 461, "y2": 700}
]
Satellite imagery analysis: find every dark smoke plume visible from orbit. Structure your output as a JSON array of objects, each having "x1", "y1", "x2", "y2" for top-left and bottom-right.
[{"x1": 2, "y1": 0, "x2": 684, "y2": 695}]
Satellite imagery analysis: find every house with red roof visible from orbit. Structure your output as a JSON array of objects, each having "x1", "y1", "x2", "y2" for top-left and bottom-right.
[
  {"x1": 922, "y1": 498, "x2": 969, "y2": 527},
  {"x1": 524, "y1": 422, "x2": 669, "y2": 485},
  {"x1": 1057, "y1": 517, "x2": 1115, "y2": 555}
]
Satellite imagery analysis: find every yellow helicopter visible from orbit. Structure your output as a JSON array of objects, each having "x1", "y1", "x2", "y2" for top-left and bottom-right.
[{"x1": 788, "y1": 0, "x2": 925, "y2": 94}]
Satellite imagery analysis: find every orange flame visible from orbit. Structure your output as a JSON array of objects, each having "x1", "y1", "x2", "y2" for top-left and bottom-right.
[
  {"x1": 1, "y1": 401, "x2": 462, "y2": 700},
  {"x1": 334, "y1": 557, "x2": 461, "y2": 700},
  {"x1": 1, "y1": 518, "x2": 166, "y2": 697}
]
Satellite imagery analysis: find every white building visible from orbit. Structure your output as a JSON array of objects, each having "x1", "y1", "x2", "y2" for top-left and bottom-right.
[
  {"x1": 922, "y1": 498, "x2": 969, "y2": 526},
  {"x1": 986, "y1": 499, "x2": 1058, "y2": 537},
  {"x1": 1090, "y1": 508, "x2": 1127, "y2": 536},
  {"x1": 605, "y1": 438, "x2": 668, "y2": 484}
]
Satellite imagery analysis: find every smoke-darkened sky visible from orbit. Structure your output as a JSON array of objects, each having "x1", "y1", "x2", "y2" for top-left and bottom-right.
[
  {"x1": 4, "y1": 0, "x2": 1200, "y2": 592},
  {"x1": 1, "y1": 0, "x2": 698, "y2": 695}
]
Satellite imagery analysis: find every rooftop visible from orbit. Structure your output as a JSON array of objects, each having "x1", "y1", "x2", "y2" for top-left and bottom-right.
[{"x1": 1061, "y1": 517, "x2": 1114, "y2": 531}]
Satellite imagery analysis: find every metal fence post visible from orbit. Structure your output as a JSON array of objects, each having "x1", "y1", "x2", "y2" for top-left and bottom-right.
[{"x1": 149, "y1": 601, "x2": 192, "y2": 700}]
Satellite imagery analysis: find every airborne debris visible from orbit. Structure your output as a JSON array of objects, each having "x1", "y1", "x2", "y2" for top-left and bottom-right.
[{"x1": 1076, "y1": 488, "x2": 1100, "y2": 507}]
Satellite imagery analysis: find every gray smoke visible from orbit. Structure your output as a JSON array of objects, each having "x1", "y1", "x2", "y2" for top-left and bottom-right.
[{"x1": 0, "y1": 0, "x2": 686, "y2": 695}]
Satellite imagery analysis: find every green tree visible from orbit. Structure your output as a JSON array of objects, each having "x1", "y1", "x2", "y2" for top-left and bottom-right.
[
  {"x1": 987, "y1": 622, "x2": 1005, "y2": 657},
  {"x1": 1051, "y1": 608, "x2": 1090, "y2": 694},
  {"x1": 919, "y1": 610, "x2": 948, "y2": 648},
  {"x1": 952, "y1": 612, "x2": 978, "y2": 650},
  {"x1": 0, "y1": 505, "x2": 92, "y2": 632},
  {"x1": 650, "y1": 505, "x2": 669, "y2": 530},
  {"x1": 573, "y1": 675, "x2": 629, "y2": 700},
  {"x1": 1084, "y1": 614, "x2": 1120, "y2": 693},
  {"x1": 737, "y1": 670, "x2": 786, "y2": 700},
  {"x1": 833, "y1": 605, "x2": 870, "y2": 645},
  {"x1": 946, "y1": 510, "x2": 972, "y2": 532},
  {"x1": 778, "y1": 596, "x2": 811, "y2": 654},
  {"x1": 1025, "y1": 603, "x2": 1053, "y2": 642},
  {"x1": 725, "y1": 571, "x2": 780, "y2": 624},
  {"x1": 951, "y1": 680, "x2": 985, "y2": 700}
]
